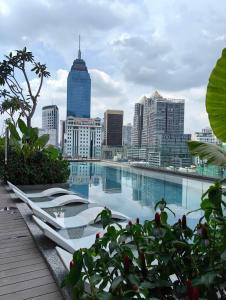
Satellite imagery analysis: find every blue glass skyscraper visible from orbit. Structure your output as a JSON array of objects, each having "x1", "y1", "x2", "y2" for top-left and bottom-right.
[{"x1": 67, "y1": 38, "x2": 91, "y2": 117}]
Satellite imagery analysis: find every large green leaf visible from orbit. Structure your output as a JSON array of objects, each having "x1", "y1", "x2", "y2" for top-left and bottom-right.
[
  {"x1": 18, "y1": 119, "x2": 28, "y2": 136},
  {"x1": 188, "y1": 141, "x2": 226, "y2": 166},
  {"x1": 206, "y1": 48, "x2": 226, "y2": 142},
  {"x1": 8, "y1": 122, "x2": 21, "y2": 141},
  {"x1": 37, "y1": 134, "x2": 49, "y2": 149},
  {"x1": 45, "y1": 145, "x2": 59, "y2": 159}
]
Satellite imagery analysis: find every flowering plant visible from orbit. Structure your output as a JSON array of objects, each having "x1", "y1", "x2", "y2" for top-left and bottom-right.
[{"x1": 62, "y1": 180, "x2": 226, "y2": 299}]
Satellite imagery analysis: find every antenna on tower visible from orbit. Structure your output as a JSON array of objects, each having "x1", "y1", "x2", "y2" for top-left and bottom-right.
[{"x1": 78, "y1": 35, "x2": 81, "y2": 59}]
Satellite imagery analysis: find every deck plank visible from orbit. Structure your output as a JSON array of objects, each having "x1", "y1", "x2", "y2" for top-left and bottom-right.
[{"x1": 0, "y1": 184, "x2": 63, "y2": 299}]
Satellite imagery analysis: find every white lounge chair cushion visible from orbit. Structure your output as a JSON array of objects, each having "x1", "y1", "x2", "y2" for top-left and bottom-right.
[
  {"x1": 7, "y1": 181, "x2": 76, "y2": 198},
  {"x1": 33, "y1": 216, "x2": 128, "y2": 254},
  {"x1": 8, "y1": 184, "x2": 92, "y2": 209},
  {"x1": 31, "y1": 204, "x2": 129, "y2": 229},
  {"x1": 34, "y1": 194, "x2": 93, "y2": 208},
  {"x1": 33, "y1": 216, "x2": 103, "y2": 253}
]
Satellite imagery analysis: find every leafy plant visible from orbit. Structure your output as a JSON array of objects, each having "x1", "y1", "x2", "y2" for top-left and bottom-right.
[
  {"x1": 62, "y1": 183, "x2": 226, "y2": 300},
  {"x1": 8, "y1": 119, "x2": 49, "y2": 159},
  {"x1": 0, "y1": 148, "x2": 70, "y2": 184},
  {"x1": 0, "y1": 47, "x2": 50, "y2": 127},
  {"x1": 188, "y1": 48, "x2": 226, "y2": 166},
  {"x1": 0, "y1": 119, "x2": 70, "y2": 184}
]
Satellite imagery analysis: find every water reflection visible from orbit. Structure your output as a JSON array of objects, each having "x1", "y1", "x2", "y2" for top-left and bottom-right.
[{"x1": 68, "y1": 162, "x2": 211, "y2": 223}]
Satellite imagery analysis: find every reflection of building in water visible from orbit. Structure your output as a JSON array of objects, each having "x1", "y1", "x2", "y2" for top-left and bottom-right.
[
  {"x1": 122, "y1": 169, "x2": 132, "y2": 180},
  {"x1": 102, "y1": 166, "x2": 122, "y2": 193},
  {"x1": 69, "y1": 163, "x2": 101, "y2": 198},
  {"x1": 132, "y1": 173, "x2": 183, "y2": 206}
]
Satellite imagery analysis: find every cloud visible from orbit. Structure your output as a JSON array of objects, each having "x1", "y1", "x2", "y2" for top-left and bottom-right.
[
  {"x1": 90, "y1": 69, "x2": 124, "y2": 98},
  {"x1": 1, "y1": 0, "x2": 226, "y2": 133}
]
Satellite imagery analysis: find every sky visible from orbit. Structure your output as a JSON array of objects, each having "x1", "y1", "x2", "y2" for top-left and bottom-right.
[{"x1": 0, "y1": 0, "x2": 226, "y2": 134}]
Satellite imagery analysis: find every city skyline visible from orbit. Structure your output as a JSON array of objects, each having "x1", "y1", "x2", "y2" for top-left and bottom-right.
[{"x1": 1, "y1": 1, "x2": 226, "y2": 134}]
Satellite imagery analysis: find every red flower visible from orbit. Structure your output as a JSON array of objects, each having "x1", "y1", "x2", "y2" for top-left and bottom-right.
[
  {"x1": 123, "y1": 255, "x2": 131, "y2": 273},
  {"x1": 191, "y1": 287, "x2": 199, "y2": 300},
  {"x1": 155, "y1": 212, "x2": 161, "y2": 226},
  {"x1": 70, "y1": 260, "x2": 75, "y2": 270},
  {"x1": 182, "y1": 215, "x2": 187, "y2": 229},
  {"x1": 186, "y1": 280, "x2": 199, "y2": 300},
  {"x1": 136, "y1": 217, "x2": 140, "y2": 224},
  {"x1": 132, "y1": 285, "x2": 139, "y2": 293},
  {"x1": 201, "y1": 225, "x2": 208, "y2": 239},
  {"x1": 128, "y1": 220, "x2": 132, "y2": 226},
  {"x1": 186, "y1": 279, "x2": 192, "y2": 299},
  {"x1": 96, "y1": 232, "x2": 100, "y2": 239}
]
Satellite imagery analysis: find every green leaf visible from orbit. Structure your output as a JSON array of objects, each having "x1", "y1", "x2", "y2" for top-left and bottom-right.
[
  {"x1": 221, "y1": 249, "x2": 226, "y2": 261},
  {"x1": 8, "y1": 122, "x2": 20, "y2": 141},
  {"x1": 37, "y1": 134, "x2": 49, "y2": 149},
  {"x1": 97, "y1": 292, "x2": 131, "y2": 300},
  {"x1": 206, "y1": 48, "x2": 226, "y2": 142},
  {"x1": 192, "y1": 272, "x2": 218, "y2": 287},
  {"x1": 110, "y1": 276, "x2": 124, "y2": 293},
  {"x1": 200, "y1": 198, "x2": 215, "y2": 210},
  {"x1": 188, "y1": 141, "x2": 226, "y2": 166},
  {"x1": 18, "y1": 119, "x2": 28, "y2": 136},
  {"x1": 83, "y1": 252, "x2": 94, "y2": 273},
  {"x1": 45, "y1": 146, "x2": 59, "y2": 159},
  {"x1": 160, "y1": 211, "x2": 168, "y2": 224}
]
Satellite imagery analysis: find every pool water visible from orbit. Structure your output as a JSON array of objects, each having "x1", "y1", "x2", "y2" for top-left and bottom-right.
[{"x1": 68, "y1": 162, "x2": 212, "y2": 226}]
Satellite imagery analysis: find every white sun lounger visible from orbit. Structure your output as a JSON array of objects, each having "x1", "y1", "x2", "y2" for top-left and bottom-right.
[
  {"x1": 7, "y1": 181, "x2": 76, "y2": 198},
  {"x1": 33, "y1": 216, "x2": 127, "y2": 253},
  {"x1": 33, "y1": 215, "x2": 100, "y2": 253},
  {"x1": 30, "y1": 202, "x2": 129, "y2": 229},
  {"x1": 8, "y1": 183, "x2": 92, "y2": 208},
  {"x1": 56, "y1": 246, "x2": 72, "y2": 271}
]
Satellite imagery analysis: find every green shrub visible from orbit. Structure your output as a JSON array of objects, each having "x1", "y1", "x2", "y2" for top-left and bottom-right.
[
  {"x1": 62, "y1": 183, "x2": 226, "y2": 300},
  {"x1": 0, "y1": 119, "x2": 70, "y2": 184},
  {"x1": 0, "y1": 147, "x2": 70, "y2": 184}
]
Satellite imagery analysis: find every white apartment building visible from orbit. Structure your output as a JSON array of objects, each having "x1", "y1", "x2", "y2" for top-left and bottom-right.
[
  {"x1": 42, "y1": 105, "x2": 59, "y2": 146},
  {"x1": 192, "y1": 127, "x2": 220, "y2": 144},
  {"x1": 64, "y1": 117, "x2": 102, "y2": 159}
]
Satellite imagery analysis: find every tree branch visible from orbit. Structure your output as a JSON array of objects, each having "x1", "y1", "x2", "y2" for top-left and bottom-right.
[
  {"x1": 5, "y1": 79, "x2": 18, "y2": 98},
  {"x1": 35, "y1": 73, "x2": 44, "y2": 99},
  {"x1": 21, "y1": 59, "x2": 33, "y2": 99}
]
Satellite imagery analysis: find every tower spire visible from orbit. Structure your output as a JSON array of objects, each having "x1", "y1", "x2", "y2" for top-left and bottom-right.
[{"x1": 78, "y1": 35, "x2": 81, "y2": 59}]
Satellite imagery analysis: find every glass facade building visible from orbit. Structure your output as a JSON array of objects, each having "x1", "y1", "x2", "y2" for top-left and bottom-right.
[{"x1": 67, "y1": 43, "x2": 91, "y2": 118}]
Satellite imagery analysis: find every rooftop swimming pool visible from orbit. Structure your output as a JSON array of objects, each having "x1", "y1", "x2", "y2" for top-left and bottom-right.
[{"x1": 67, "y1": 162, "x2": 213, "y2": 226}]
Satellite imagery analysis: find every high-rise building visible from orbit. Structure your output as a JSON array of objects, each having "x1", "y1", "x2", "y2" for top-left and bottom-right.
[
  {"x1": 41, "y1": 105, "x2": 59, "y2": 146},
  {"x1": 192, "y1": 127, "x2": 220, "y2": 144},
  {"x1": 132, "y1": 100, "x2": 144, "y2": 146},
  {"x1": 142, "y1": 91, "x2": 184, "y2": 146},
  {"x1": 131, "y1": 91, "x2": 192, "y2": 167},
  {"x1": 122, "y1": 123, "x2": 132, "y2": 146},
  {"x1": 64, "y1": 117, "x2": 101, "y2": 159},
  {"x1": 67, "y1": 37, "x2": 91, "y2": 118},
  {"x1": 104, "y1": 110, "x2": 123, "y2": 146}
]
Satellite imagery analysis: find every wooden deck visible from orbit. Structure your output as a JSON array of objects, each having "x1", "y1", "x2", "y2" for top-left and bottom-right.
[{"x1": 0, "y1": 184, "x2": 64, "y2": 300}]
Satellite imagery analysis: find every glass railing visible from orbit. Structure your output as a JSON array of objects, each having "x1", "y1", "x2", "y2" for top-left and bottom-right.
[{"x1": 63, "y1": 145, "x2": 226, "y2": 180}]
